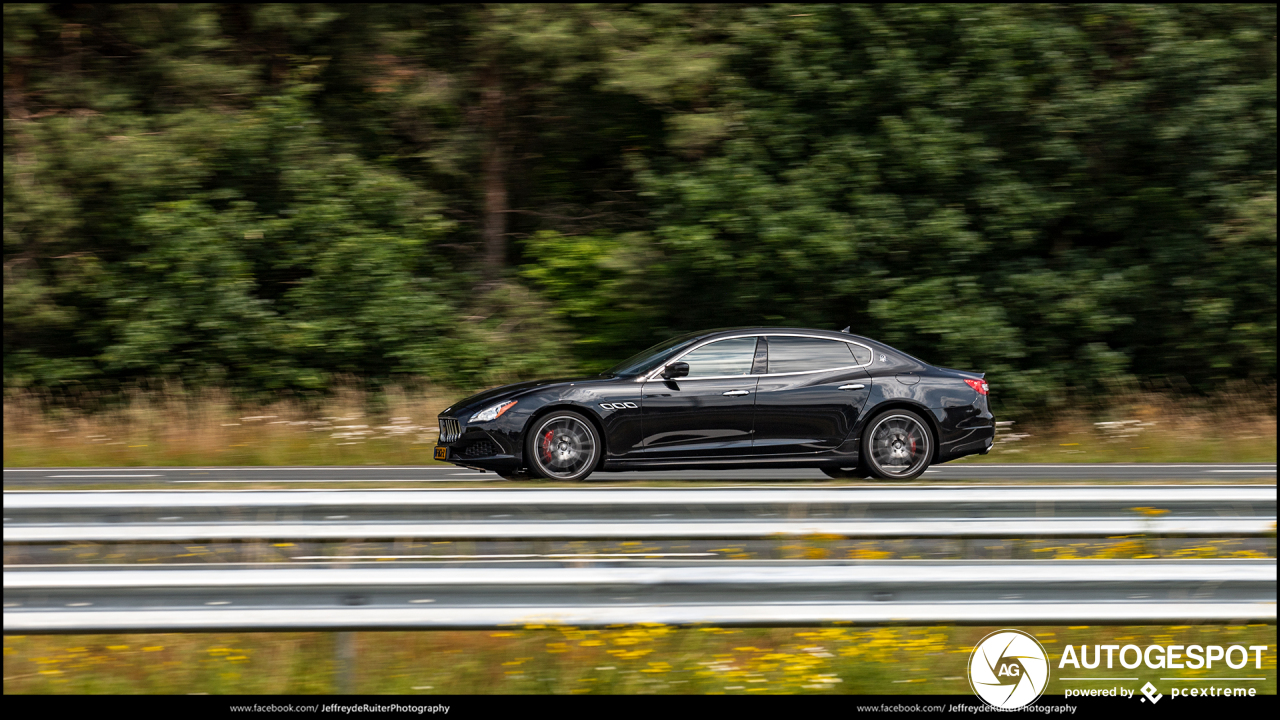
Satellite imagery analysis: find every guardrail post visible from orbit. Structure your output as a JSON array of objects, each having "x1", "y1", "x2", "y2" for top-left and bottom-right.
[{"x1": 336, "y1": 631, "x2": 357, "y2": 694}]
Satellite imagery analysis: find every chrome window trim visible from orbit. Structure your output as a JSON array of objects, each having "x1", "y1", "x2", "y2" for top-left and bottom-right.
[{"x1": 639, "y1": 332, "x2": 875, "y2": 382}]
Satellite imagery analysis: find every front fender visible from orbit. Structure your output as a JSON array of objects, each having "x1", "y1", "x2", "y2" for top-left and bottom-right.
[{"x1": 471, "y1": 380, "x2": 648, "y2": 465}]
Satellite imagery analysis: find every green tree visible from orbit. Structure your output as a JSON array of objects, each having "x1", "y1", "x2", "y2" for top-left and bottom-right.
[{"x1": 4, "y1": 4, "x2": 1275, "y2": 418}]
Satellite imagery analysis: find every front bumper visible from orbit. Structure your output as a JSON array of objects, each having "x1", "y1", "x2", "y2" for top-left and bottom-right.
[{"x1": 435, "y1": 417, "x2": 521, "y2": 473}]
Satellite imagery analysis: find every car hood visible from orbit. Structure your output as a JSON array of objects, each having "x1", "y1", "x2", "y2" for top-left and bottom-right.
[{"x1": 441, "y1": 375, "x2": 616, "y2": 417}]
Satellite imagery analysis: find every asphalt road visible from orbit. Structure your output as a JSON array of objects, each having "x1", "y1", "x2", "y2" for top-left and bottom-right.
[{"x1": 3, "y1": 463, "x2": 1275, "y2": 486}]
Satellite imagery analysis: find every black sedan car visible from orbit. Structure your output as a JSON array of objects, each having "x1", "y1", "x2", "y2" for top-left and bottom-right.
[{"x1": 435, "y1": 327, "x2": 994, "y2": 481}]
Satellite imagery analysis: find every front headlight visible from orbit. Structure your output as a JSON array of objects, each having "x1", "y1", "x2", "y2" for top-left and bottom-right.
[{"x1": 469, "y1": 400, "x2": 518, "y2": 424}]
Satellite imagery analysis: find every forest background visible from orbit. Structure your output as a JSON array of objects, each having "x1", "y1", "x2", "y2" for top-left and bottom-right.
[{"x1": 4, "y1": 4, "x2": 1276, "y2": 426}]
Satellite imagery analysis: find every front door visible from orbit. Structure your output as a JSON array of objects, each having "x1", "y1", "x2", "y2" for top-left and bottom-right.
[{"x1": 640, "y1": 336, "x2": 760, "y2": 458}]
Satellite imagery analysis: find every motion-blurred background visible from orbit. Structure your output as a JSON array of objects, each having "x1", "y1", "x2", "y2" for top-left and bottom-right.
[
  {"x1": 3, "y1": 3, "x2": 1275, "y2": 447},
  {"x1": 3, "y1": 6, "x2": 1276, "y2": 697}
]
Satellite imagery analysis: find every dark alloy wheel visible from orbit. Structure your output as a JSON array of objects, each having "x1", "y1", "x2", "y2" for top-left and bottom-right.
[
  {"x1": 822, "y1": 466, "x2": 870, "y2": 479},
  {"x1": 525, "y1": 410, "x2": 601, "y2": 481},
  {"x1": 862, "y1": 409, "x2": 933, "y2": 480}
]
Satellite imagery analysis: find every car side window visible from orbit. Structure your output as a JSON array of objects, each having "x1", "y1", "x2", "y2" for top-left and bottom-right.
[
  {"x1": 848, "y1": 343, "x2": 871, "y2": 364},
  {"x1": 766, "y1": 336, "x2": 862, "y2": 374},
  {"x1": 678, "y1": 337, "x2": 760, "y2": 378},
  {"x1": 751, "y1": 337, "x2": 769, "y2": 374}
]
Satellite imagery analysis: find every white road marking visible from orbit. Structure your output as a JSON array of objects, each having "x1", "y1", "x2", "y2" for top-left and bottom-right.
[
  {"x1": 170, "y1": 479, "x2": 492, "y2": 483},
  {"x1": 1209, "y1": 470, "x2": 1277, "y2": 473},
  {"x1": 46, "y1": 474, "x2": 163, "y2": 478},
  {"x1": 12, "y1": 464, "x2": 1273, "y2": 472},
  {"x1": 944, "y1": 464, "x2": 1277, "y2": 469},
  {"x1": 5, "y1": 467, "x2": 456, "y2": 472}
]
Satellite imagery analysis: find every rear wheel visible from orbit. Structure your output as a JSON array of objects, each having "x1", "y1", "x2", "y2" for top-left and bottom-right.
[
  {"x1": 525, "y1": 410, "x2": 600, "y2": 482},
  {"x1": 862, "y1": 409, "x2": 933, "y2": 480}
]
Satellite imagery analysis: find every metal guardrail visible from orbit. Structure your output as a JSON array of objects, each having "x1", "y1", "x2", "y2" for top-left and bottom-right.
[
  {"x1": 5, "y1": 518, "x2": 1275, "y2": 543},
  {"x1": 4, "y1": 560, "x2": 1275, "y2": 632},
  {"x1": 4, "y1": 486, "x2": 1274, "y2": 542},
  {"x1": 9, "y1": 485, "x2": 1275, "y2": 513}
]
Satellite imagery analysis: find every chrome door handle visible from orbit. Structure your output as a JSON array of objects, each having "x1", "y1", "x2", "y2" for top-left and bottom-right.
[
  {"x1": 838, "y1": 384, "x2": 866, "y2": 390},
  {"x1": 722, "y1": 390, "x2": 751, "y2": 396}
]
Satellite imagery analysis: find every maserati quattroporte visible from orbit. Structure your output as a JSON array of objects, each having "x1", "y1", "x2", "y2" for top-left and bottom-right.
[{"x1": 435, "y1": 328, "x2": 994, "y2": 480}]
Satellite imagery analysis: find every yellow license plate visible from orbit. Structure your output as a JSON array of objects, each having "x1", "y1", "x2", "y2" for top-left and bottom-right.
[{"x1": 434, "y1": 446, "x2": 447, "y2": 461}]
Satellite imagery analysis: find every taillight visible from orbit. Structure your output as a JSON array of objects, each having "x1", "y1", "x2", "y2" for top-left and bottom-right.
[{"x1": 964, "y1": 378, "x2": 989, "y2": 395}]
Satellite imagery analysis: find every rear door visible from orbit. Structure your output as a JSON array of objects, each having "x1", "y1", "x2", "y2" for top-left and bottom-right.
[
  {"x1": 640, "y1": 336, "x2": 761, "y2": 458},
  {"x1": 750, "y1": 335, "x2": 872, "y2": 455}
]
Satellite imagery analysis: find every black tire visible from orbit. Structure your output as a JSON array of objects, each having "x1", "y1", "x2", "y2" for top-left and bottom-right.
[
  {"x1": 822, "y1": 466, "x2": 870, "y2": 479},
  {"x1": 861, "y1": 408, "x2": 933, "y2": 480},
  {"x1": 524, "y1": 410, "x2": 601, "y2": 481}
]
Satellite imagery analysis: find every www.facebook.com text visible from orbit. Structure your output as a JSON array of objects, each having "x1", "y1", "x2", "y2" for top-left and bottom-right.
[
  {"x1": 856, "y1": 704, "x2": 1077, "y2": 714},
  {"x1": 229, "y1": 705, "x2": 449, "y2": 714}
]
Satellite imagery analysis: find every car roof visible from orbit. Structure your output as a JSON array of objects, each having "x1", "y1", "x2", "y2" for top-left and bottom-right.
[
  {"x1": 694, "y1": 327, "x2": 931, "y2": 366},
  {"x1": 699, "y1": 326, "x2": 875, "y2": 344}
]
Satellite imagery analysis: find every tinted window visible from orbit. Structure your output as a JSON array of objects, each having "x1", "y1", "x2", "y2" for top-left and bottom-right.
[
  {"x1": 848, "y1": 343, "x2": 871, "y2": 364},
  {"x1": 766, "y1": 336, "x2": 860, "y2": 374},
  {"x1": 604, "y1": 332, "x2": 703, "y2": 376},
  {"x1": 751, "y1": 337, "x2": 769, "y2": 374},
  {"x1": 679, "y1": 337, "x2": 759, "y2": 377}
]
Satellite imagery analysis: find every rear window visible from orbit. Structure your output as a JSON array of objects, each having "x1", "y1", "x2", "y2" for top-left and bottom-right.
[
  {"x1": 766, "y1": 336, "x2": 865, "y2": 374},
  {"x1": 847, "y1": 343, "x2": 871, "y2": 364}
]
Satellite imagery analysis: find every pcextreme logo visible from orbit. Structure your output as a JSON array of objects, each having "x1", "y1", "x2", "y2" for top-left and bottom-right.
[{"x1": 969, "y1": 629, "x2": 1050, "y2": 709}]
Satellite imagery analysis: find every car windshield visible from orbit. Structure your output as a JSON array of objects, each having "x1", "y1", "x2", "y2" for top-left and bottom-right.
[{"x1": 602, "y1": 332, "x2": 705, "y2": 377}]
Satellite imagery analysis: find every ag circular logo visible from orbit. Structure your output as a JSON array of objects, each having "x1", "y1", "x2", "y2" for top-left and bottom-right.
[{"x1": 968, "y1": 629, "x2": 1049, "y2": 709}]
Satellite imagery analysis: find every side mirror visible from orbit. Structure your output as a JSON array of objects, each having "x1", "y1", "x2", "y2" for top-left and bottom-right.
[{"x1": 662, "y1": 362, "x2": 690, "y2": 380}]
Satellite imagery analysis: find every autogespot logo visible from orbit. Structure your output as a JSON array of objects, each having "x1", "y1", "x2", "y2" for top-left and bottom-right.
[{"x1": 969, "y1": 629, "x2": 1050, "y2": 709}]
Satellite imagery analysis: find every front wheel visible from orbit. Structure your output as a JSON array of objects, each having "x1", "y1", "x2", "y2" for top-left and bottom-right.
[
  {"x1": 862, "y1": 409, "x2": 933, "y2": 480},
  {"x1": 525, "y1": 410, "x2": 601, "y2": 482}
]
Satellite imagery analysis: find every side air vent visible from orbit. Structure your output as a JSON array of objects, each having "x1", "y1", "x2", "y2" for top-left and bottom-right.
[{"x1": 460, "y1": 440, "x2": 499, "y2": 458}]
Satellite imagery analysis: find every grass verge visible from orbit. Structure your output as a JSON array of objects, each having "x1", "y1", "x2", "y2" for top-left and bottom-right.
[
  {"x1": 4, "y1": 383, "x2": 1275, "y2": 468},
  {"x1": 7, "y1": 536, "x2": 1274, "y2": 565},
  {"x1": 5, "y1": 625, "x2": 1274, "y2": 695}
]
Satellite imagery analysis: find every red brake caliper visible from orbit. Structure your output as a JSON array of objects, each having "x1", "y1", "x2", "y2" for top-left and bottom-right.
[{"x1": 542, "y1": 431, "x2": 554, "y2": 462}]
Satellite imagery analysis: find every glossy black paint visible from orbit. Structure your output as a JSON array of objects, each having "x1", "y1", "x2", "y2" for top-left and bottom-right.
[
  {"x1": 436, "y1": 327, "x2": 995, "y2": 476},
  {"x1": 752, "y1": 366, "x2": 871, "y2": 455},
  {"x1": 640, "y1": 377, "x2": 758, "y2": 457}
]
